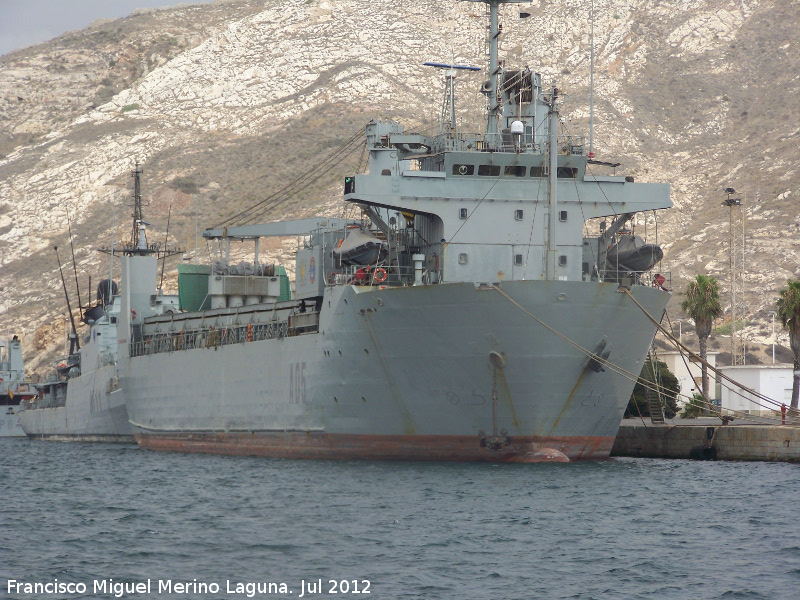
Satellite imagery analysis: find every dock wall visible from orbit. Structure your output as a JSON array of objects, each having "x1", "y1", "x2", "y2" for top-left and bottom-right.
[{"x1": 612, "y1": 421, "x2": 800, "y2": 461}]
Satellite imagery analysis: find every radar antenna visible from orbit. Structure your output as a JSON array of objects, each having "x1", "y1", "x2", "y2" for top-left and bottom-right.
[
  {"x1": 463, "y1": 0, "x2": 527, "y2": 136},
  {"x1": 423, "y1": 62, "x2": 480, "y2": 144},
  {"x1": 99, "y1": 161, "x2": 183, "y2": 260}
]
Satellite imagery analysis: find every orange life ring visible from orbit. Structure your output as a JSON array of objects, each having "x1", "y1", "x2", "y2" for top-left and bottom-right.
[
  {"x1": 246, "y1": 323, "x2": 253, "y2": 342},
  {"x1": 131, "y1": 309, "x2": 137, "y2": 320},
  {"x1": 373, "y1": 268, "x2": 388, "y2": 283}
]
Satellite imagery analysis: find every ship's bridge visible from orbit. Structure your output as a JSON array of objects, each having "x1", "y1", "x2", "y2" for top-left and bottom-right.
[{"x1": 344, "y1": 120, "x2": 670, "y2": 287}]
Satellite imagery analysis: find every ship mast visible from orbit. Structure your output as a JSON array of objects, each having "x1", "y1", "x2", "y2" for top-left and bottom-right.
[
  {"x1": 423, "y1": 62, "x2": 480, "y2": 147},
  {"x1": 487, "y1": 0, "x2": 500, "y2": 137},
  {"x1": 129, "y1": 161, "x2": 150, "y2": 255},
  {"x1": 547, "y1": 87, "x2": 559, "y2": 280},
  {"x1": 471, "y1": 0, "x2": 526, "y2": 137},
  {"x1": 99, "y1": 161, "x2": 183, "y2": 260}
]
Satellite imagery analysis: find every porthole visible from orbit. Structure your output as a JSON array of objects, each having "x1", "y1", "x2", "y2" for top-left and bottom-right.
[{"x1": 452, "y1": 164, "x2": 475, "y2": 176}]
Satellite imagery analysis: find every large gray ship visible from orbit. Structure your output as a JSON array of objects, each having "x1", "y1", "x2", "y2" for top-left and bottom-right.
[{"x1": 122, "y1": 0, "x2": 672, "y2": 461}]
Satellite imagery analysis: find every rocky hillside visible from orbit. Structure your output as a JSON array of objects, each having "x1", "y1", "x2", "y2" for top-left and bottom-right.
[{"x1": 1, "y1": 0, "x2": 798, "y2": 372}]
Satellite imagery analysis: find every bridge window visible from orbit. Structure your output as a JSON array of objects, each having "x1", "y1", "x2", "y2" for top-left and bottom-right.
[
  {"x1": 557, "y1": 167, "x2": 577, "y2": 178},
  {"x1": 530, "y1": 166, "x2": 546, "y2": 178},
  {"x1": 478, "y1": 164, "x2": 501, "y2": 177},
  {"x1": 452, "y1": 164, "x2": 475, "y2": 175},
  {"x1": 459, "y1": 208, "x2": 468, "y2": 219},
  {"x1": 504, "y1": 165, "x2": 526, "y2": 177},
  {"x1": 458, "y1": 253, "x2": 468, "y2": 265},
  {"x1": 559, "y1": 255, "x2": 568, "y2": 267},
  {"x1": 559, "y1": 210, "x2": 568, "y2": 222},
  {"x1": 514, "y1": 209, "x2": 524, "y2": 221},
  {"x1": 515, "y1": 254, "x2": 523, "y2": 266}
]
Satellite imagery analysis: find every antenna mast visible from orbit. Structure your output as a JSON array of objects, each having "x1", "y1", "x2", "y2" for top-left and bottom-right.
[
  {"x1": 66, "y1": 210, "x2": 84, "y2": 318},
  {"x1": 160, "y1": 204, "x2": 172, "y2": 292},
  {"x1": 423, "y1": 62, "x2": 481, "y2": 146},
  {"x1": 469, "y1": 0, "x2": 526, "y2": 138},
  {"x1": 99, "y1": 161, "x2": 183, "y2": 260},
  {"x1": 54, "y1": 246, "x2": 80, "y2": 353},
  {"x1": 723, "y1": 188, "x2": 745, "y2": 365},
  {"x1": 130, "y1": 161, "x2": 144, "y2": 249},
  {"x1": 589, "y1": 0, "x2": 595, "y2": 157}
]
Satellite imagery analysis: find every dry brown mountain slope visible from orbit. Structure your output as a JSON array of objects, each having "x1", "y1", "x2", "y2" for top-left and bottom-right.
[{"x1": 0, "y1": 0, "x2": 798, "y2": 372}]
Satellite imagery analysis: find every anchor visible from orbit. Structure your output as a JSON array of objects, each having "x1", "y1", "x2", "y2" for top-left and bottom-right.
[
  {"x1": 585, "y1": 339, "x2": 611, "y2": 373},
  {"x1": 479, "y1": 351, "x2": 511, "y2": 451}
]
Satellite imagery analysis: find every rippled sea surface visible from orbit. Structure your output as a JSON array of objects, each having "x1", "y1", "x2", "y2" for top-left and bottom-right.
[{"x1": 2, "y1": 438, "x2": 799, "y2": 600}]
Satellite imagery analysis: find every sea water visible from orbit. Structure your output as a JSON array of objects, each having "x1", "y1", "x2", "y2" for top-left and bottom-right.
[{"x1": 2, "y1": 438, "x2": 798, "y2": 600}]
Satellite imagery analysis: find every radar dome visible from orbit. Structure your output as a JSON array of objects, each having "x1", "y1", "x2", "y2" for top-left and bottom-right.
[{"x1": 97, "y1": 279, "x2": 119, "y2": 306}]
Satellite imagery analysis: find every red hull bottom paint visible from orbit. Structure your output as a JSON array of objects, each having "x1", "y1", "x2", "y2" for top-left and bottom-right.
[{"x1": 135, "y1": 432, "x2": 616, "y2": 462}]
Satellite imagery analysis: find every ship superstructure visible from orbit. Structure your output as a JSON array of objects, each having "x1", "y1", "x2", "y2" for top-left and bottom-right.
[
  {"x1": 122, "y1": 0, "x2": 672, "y2": 461},
  {"x1": 1, "y1": 335, "x2": 35, "y2": 437}
]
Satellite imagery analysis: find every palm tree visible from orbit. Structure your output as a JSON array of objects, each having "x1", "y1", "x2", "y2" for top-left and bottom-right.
[
  {"x1": 681, "y1": 275, "x2": 723, "y2": 413},
  {"x1": 777, "y1": 279, "x2": 800, "y2": 412}
]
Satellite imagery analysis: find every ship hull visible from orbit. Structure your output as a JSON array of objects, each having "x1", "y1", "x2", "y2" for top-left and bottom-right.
[
  {"x1": 18, "y1": 365, "x2": 134, "y2": 443},
  {"x1": 0, "y1": 404, "x2": 25, "y2": 437},
  {"x1": 125, "y1": 280, "x2": 670, "y2": 461}
]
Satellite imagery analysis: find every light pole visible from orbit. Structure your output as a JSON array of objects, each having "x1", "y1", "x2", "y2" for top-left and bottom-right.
[
  {"x1": 723, "y1": 187, "x2": 742, "y2": 365},
  {"x1": 768, "y1": 311, "x2": 777, "y2": 364},
  {"x1": 675, "y1": 319, "x2": 682, "y2": 343}
]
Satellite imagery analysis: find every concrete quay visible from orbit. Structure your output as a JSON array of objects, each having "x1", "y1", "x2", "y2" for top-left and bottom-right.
[{"x1": 612, "y1": 418, "x2": 800, "y2": 462}]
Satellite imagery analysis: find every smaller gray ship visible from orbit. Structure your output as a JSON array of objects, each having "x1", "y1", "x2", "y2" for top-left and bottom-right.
[
  {"x1": 19, "y1": 164, "x2": 180, "y2": 442},
  {"x1": 20, "y1": 287, "x2": 133, "y2": 442},
  {"x1": 1, "y1": 335, "x2": 36, "y2": 437}
]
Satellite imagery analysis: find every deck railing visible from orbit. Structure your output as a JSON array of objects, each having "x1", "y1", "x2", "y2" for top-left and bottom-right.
[
  {"x1": 130, "y1": 319, "x2": 297, "y2": 357},
  {"x1": 326, "y1": 264, "x2": 442, "y2": 287}
]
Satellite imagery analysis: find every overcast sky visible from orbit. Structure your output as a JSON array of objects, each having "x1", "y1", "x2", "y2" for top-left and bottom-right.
[{"x1": 0, "y1": 0, "x2": 216, "y2": 57}]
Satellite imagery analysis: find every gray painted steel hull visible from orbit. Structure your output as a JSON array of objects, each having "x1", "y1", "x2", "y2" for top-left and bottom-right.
[
  {"x1": 18, "y1": 365, "x2": 134, "y2": 443},
  {"x1": 0, "y1": 405, "x2": 25, "y2": 437},
  {"x1": 125, "y1": 280, "x2": 669, "y2": 461}
]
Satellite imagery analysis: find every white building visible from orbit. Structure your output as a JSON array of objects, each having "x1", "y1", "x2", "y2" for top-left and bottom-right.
[
  {"x1": 660, "y1": 351, "x2": 719, "y2": 406},
  {"x1": 718, "y1": 364, "x2": 794, "y2": 416}
]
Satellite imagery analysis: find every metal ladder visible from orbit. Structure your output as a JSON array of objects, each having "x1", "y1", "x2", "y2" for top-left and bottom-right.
[{"x1": 644, "y1": 353, "x2": 665, "y2": 424}]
